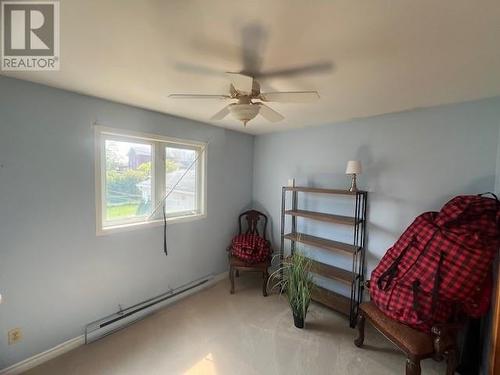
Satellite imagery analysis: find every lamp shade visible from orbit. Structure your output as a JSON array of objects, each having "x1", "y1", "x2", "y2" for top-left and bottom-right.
[{"x1": 345, "y1": 160, "x2": 362, "y2": 175}]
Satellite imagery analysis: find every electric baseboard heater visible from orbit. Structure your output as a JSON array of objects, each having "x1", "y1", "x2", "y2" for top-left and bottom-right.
[{"x1": 85, "y1": 274, "x2": 213, "y2": 343}]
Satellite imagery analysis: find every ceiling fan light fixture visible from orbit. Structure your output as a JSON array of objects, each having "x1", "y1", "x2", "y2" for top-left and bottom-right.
[
  {"x1": 229, "y1": 103, "x2": 259, "y2": 125},
  {"x1": 169, "y1": 73, "x2": 319, "y2": 127}
]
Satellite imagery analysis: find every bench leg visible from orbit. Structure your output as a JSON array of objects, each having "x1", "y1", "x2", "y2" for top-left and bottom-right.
[
  {"x1": 230, "y1": 266, "x2": 235, "y2": 294},
  {"x1": 446, "y1": 349, "x2": 457, "y2": 375},
  {"x1": 406, "y1": 357, "x2": 421, "y2": 375},
  {"x1": 354, "y1": 313, "x2": 365, "y2": 347}
]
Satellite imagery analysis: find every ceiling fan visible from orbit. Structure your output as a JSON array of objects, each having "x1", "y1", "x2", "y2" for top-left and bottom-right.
[{"x1": 169, "y1": 72, "x2": 320, "y2": 126}]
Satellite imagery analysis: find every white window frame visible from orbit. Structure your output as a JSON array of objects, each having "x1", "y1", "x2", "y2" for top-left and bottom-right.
[{"x1": 95, "y1": 126, "x2": 207, "y2": 235}]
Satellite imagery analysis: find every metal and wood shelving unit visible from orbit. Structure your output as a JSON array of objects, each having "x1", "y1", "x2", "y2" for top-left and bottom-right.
[{"x1": 280, "y1": 186, "x2": 367, "y2": 327}]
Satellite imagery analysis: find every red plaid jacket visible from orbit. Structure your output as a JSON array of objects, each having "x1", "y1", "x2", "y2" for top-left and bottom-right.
[{"x1": 370, "y1": 194, "x2": 500, "y2": 332}]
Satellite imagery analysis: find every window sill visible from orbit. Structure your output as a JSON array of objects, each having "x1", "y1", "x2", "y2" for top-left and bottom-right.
[{"x1": 96, "y1": 213, "x2": 206, "y2": 236}]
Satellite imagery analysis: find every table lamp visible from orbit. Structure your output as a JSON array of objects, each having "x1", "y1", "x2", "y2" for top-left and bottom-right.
[{"x1": 345, "y1": 160, "x2": 362, "y2": 192}]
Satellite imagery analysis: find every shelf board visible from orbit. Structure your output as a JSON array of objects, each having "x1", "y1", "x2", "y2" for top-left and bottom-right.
[
  {"x1": 285, "y1": 209, "x2": 361, "y2": 225},
  {"x1": 309, "y1": 259, "x2": 354, "y2": 285},
  {"x1": 284, "y1": 232, "x2": 358, "y2": 255},
  {"x1": 312, "y1": 285, "x2": 351, "y2": 316},
  {"x1": 283, "y1": 186, "x2": 366, "y2": 195}
]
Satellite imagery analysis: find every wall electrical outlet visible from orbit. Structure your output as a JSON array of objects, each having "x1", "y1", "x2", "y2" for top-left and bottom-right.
[{"x1": 8, "y1": 328, "x2": 22, "y2": 345}]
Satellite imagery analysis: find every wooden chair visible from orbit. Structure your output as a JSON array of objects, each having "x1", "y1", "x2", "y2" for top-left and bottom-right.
[
  {"x1": 354, "y1": 300, "x2": 461, "y2": 375},
  {"x1": 227, "y1": 210, "x2": 271, "y2": 296}
]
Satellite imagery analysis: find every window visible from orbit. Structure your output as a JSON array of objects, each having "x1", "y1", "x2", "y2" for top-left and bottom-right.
[{"x1": 95, "y1": 127, "x2": 206, "y2": 234}]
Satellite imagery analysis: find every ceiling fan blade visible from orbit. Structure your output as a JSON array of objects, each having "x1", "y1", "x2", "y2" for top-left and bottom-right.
[
  {"x1": 169, "y1": 94, "x2": 230, "y2": 100},
  {"x1": 240, "y1": 23, "x2": 267, "y2": 75},
  {"x1": 226, "y1": 72, "x2": 254, "y2": 94},
  {"x1": 259, "y1": 91, "x2": 320, "y2": 103},
  {"x1": 257, "y1": 104, "x2": 284, "y2": 123},
  {"x1": 256, "y1": 62, "x2": 334, "y2": 79},
  {"x1": 211, "y1": 105, "x2": 231, "y2": 120},
  {"x1": 190, "y1": 39, "x2": 242, "y2": 64},
  {"x1": 174, "y1": 62, "x2": 227, "y2": 78}
]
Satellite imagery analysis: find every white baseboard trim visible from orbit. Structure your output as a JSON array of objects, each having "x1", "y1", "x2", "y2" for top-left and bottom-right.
[
  {"x1": 0, "y1": 271, "x2": 228, "y2": 375},
  {"x1": 0, "y1": 335, "x2": 85, "y2": 375}
]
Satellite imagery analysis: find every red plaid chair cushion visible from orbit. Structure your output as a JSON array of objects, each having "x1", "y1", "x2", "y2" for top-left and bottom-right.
[{"x1": 230, "y1": 234, "x2": 270, "y2": 264}]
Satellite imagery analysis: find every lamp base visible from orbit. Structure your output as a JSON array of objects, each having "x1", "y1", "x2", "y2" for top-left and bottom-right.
[{"x1": 349, "y1": 174, "x2": 358, "y2": 192}]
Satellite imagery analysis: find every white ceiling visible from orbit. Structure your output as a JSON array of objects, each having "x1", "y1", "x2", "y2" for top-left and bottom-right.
[{"x1": 4, "y1": 0, "x2": 500, "y2": 134}]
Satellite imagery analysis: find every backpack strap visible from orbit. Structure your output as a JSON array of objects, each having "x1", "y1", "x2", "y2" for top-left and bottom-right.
[
  {"x1": 478, "y1": 192, "x2": 499, "y2": 202},
  {"x1": 413, "y1": 250, "x2": 446, "y2": 322},
  {"x1": 412, "y1": 280, "x2": 422, "y2": 314},
  {"x1": 431, "y1": 251, "x2": 446, "y2": 317},
  {"x1": 478, "y1": 192, "x2": 500, "y2": 228},
  {"x1": 377, "y1": 236, "x2": 415, "y2": 291}
]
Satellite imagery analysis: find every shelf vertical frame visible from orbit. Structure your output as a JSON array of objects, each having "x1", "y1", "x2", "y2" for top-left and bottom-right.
[
  {"x1": 291, "y1": 190, "x2": 298, "y2": 256},
  {"x1": 280, "y1": 187, "x2": 286, "y2": 282}
]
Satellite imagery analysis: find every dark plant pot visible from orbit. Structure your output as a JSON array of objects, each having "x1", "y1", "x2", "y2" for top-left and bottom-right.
[{"x1": 293, "y1": 313, "x2": 305, "y2": 329}]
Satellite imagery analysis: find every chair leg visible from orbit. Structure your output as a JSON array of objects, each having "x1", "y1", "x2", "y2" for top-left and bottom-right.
[
  {"x1": 235, "y1": 269, "x2": 240, "y2": 278},
  {"x1": 262, "y1": 270, "x2": 269, "y2": 297},
  {"x1": 229, "y1": 266, "x2": 235, "y2": 294},
  {"x1": 446, "y1": 349, "x2": 457, "y2": 375},
  {"x1": 354, "y1": 313, "x2": 365, "y2": 347},
  {"x1": 405, "y1": 357, "x2": 421, "y2": 375}
]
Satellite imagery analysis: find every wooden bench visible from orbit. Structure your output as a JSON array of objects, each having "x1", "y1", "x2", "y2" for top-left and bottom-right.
[{"x1": 354, "y1": 301, "x2": 460, "y2": 375}]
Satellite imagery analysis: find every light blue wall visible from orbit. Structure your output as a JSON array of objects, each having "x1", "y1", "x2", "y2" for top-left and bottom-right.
[
  {"x1": 0, "y1": 77, "x2": 254, "y2": 369},
  {"x1": 2, "y1": 76, "x2": 500, "y2": 370},
  {"x1": 253, "y1": 97, "x2": 500, "y2": 289}
]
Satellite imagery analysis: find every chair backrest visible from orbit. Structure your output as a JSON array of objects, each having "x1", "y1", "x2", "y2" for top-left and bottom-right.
[{"x1": 238, "y1": 210, "x2": 268, "y2": 241}]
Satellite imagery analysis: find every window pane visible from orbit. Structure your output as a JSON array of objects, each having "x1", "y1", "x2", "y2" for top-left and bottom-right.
[
  {"x1": 105, "y1": 140, "x2": 152, "y2": 222},
  {"x1": 165, "y1": 147, "x2": 197, "y2": 214}
]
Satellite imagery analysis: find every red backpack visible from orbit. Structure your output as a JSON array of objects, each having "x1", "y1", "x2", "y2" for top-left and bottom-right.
[{"x1": 370, "y1": 193, "x2": 500, "y2": 332}]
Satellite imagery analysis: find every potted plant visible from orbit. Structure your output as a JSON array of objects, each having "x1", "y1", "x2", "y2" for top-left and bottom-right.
[{"x1": 269, "y1": 251, "x2": 314, "y2": 328}]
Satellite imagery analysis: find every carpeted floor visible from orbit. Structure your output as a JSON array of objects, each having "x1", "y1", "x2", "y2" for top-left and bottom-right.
[{"x1": 25, "y1": 274, "x2": 446, "y2": 374}]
